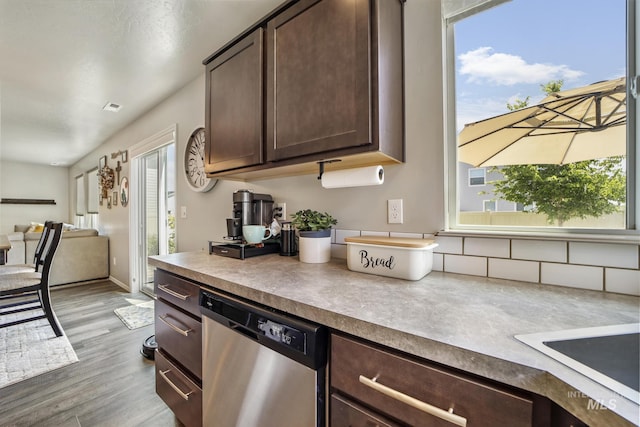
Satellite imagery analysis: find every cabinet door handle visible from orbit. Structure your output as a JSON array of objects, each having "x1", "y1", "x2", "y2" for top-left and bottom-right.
[
  {"x1": 158, "y1": 314, "x2": 192, "y2": 337},
  {"x1": 159, "y1": 369, "x2": 194, "y2": 401},
  {"x1": 158, "y1": 283, "x2": 190, "y2": 300},
  {"x1": 359, "y1": 375, "x2": 467, "y2": 427}
]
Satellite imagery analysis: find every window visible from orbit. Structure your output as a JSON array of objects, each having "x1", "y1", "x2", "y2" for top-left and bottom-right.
[
  {"x1": 444, "y1": 0, "x2": 637, "y2": 232},
  {"x1": 468, "y1": 168, "x2": 485, "y2": 186},
  {"x1": 483, "y1": 200, "x2": 496, "y2": 212},
  {"x1": 87, "y1": 167, "x2": 99, "y2": 214},
  {"x1": 75, "y1": 174, "x2": 85, "y2": 216}
]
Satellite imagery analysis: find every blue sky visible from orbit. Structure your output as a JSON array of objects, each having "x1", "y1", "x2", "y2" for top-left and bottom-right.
[{"x1": 454, "y1": 0, "x2": 626, "y2": 129}]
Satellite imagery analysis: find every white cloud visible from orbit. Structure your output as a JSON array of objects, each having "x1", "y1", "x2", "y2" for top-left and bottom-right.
[{"x1": 459, "y1": 47, "x2": 584, "y2": 86}]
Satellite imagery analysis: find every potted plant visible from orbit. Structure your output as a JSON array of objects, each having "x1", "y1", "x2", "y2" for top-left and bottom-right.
[{"x1": 290, "y1": 209, "x2": 337, "y2": 263}]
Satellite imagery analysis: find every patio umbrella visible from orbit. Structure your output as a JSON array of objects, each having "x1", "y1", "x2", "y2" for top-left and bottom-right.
[{"x1": 458, "y1": 77, "x2": 626, "y2": 167}]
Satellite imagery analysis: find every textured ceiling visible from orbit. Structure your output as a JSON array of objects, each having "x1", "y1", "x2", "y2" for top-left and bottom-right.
[{"x1": 0, "y1": 0, "x2": 282, "y2": 166}]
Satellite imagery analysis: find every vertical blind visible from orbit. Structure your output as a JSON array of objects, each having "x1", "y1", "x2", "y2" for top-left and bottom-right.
[
  {"x1": 87, "y1": 167, "x2": 99, "y2": 213},
  {"x1": 75, "y1": 174, "x2": 85, "y2": 215}
]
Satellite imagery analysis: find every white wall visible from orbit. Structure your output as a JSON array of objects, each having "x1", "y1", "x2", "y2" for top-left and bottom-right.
[
  {"x1": 0, "y1": 160, "x2": 70, "y2": 234},
  {"x1": 65, "y1": 0, "x2": 444, "y2": 290}
]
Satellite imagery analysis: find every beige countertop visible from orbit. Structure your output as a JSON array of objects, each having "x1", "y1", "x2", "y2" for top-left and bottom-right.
[{"x1": 149, "y1": 251, "x2": 640, "y2": 426}]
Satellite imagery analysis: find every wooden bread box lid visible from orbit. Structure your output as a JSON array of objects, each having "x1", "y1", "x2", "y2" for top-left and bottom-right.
[{"x1": 344, "y1": 236, "x2": 436, "y2": 248}]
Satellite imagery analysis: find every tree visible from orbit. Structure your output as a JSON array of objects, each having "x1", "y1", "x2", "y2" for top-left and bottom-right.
[
  {"x1": 490, "y1": 159, "x2": 625, "y2": 226},
  {"x1": 487, "y1": 81, "x2": 626, "y2": 226}
]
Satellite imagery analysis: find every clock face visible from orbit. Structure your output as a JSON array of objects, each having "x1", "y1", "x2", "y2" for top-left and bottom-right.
[{"x1": 185, "y1": 127, "x2": 217, "y2": 192}]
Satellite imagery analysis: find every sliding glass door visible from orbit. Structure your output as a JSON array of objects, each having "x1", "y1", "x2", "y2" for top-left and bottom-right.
[{"x1": 137, "y1": 144, "x2": 175, "y2": 295}]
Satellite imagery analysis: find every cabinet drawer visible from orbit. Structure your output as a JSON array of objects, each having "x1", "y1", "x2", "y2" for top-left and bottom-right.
[
  {"x1": 154, "y1": 269, "x2": 200, "y2": 318},
  {"x1": 156, "y1": 350, "x2": 202, "y2": 427},
  {"x1": 155, "y1": 299, "x2": 202, "y2": 379},
  {"x1": 331, "y1": 393, "x2": 401, "y2": 427},
  {"x1": 331, "y1": 334, "x2": 533, "y2": 427}
]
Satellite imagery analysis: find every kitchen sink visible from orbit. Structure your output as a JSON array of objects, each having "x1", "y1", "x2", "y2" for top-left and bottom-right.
[{"x1": 515, "y1": 323, "x2": 640, "y2": 404}]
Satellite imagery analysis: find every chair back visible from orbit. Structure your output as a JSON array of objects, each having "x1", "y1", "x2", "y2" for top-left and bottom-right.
[
  {"x1": 38, "y1": 222, "x2": 63, "y2": 283},
  {"x1": 33, "y1": 220, "x2": 54, "y2": 270}
]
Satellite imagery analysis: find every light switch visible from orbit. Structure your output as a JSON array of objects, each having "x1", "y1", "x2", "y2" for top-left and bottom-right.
[{"x1": 181, "y1": 206, "x2": 187, "y2": 219}]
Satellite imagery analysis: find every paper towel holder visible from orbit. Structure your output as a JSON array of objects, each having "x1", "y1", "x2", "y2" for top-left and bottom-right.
[{"x1": 317, "y1": 159, "x2": 342, "y2": 180}]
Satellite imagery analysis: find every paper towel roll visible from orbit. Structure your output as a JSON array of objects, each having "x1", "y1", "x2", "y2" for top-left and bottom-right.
[{"x1": 321, "y1": 165, "x2": 384, "y2": 189}]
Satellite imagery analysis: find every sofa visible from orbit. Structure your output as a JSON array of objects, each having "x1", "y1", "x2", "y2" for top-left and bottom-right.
[{"x1": 6, "y1": 224, "x2": 109, "y2": 286}]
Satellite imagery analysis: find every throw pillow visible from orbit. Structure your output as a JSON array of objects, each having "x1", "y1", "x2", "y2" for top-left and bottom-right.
[{"x1": 27, "y1": 222, "x2": 44, "y2": 233}]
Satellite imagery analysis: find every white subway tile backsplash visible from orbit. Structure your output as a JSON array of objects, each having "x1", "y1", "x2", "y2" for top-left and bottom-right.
[
  {"x1": 432, "y1": 253, "x2": 443, "y2": 271},
  {"x1": 338, "y1": 229, "x2": 638, "y2": 295},
  {"x1": 434, "y1": 236, "x2": 463, "y2": 254},
  {"x1": 361, "y1": 231, "x2": 390, "y2": 237},
  {"x1": 569, "y1": 242, "x2": 639, "y2": 269},
  {"x1": 334, "y1": 229, "x2": 360, "y2": 244},
  {"x1": 605, "y1": 268, "x2": 640, "y2": 296},
  {"x1": 488, "y1": 258, "x2": 539, "y2": 283},
  {"x1": 389, "y1": 232, "x2": 423, "y2": 239},
  {"x1": 464, "y1": 237, "x2": 510, "y2": 258},
  {"x1": 541, "y1": 263, "x2": 603, "y2": 291},
  {"x1": 331, "y1": 243, "x2": 347, "y2": 260},
  {"x1": 512, "y1": 240, "x2": 567, "y2": 263},
  {"x1": 444, "y1": 254, "x2": 487, "y2": 276}
]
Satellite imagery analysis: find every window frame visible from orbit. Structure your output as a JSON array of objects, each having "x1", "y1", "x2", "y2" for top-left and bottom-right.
[
  {"x1": 443, "y1": 0, "x2": 639, "y2": 236},
  {"x1": 468, "y1": 167, "x2": 486, "y2": 186}
]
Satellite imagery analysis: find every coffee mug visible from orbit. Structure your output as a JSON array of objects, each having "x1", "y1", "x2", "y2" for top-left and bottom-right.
[{"x1": 242, "y1": 225, "x2": 272, "y2": 244}]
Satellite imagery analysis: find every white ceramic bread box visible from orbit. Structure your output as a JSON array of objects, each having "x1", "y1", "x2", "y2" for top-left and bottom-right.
[{"x1": 344, "y1": 236, "x2": 439, "y2": 281}]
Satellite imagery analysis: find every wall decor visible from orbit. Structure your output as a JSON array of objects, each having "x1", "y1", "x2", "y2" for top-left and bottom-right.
[
  {"x1": 99, "y1": 155, "x2": 107, "y2": 170},
  {"x1": 107, "y1": 196, "x2": 112, "y2": 209},
  {"x1": 115, "y1": 161, "x2": 122, "y2": 182},
  {"x1": 113, "y1": 191, "x2": 118, "y2": 206},
  {"x1": 120, "y1": 176, "x2": 129, "y2": 207},
  {"x1": 111, "y1": 150, "x2": 128, "y2": 163},
  {"x1": 98, "y1": 165, "x2": 115, "y2": 198},
  {"x1": 0, "y1": 198, "x2": 56, "y2": 205}
]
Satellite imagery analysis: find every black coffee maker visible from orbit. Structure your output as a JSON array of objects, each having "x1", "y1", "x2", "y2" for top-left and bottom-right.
[
  {"x1": 212, "y1": 189, "x2": 279, "y2": 259},
  {"x1": 226, "y1": 189, "x2": 275, "y2": 240}
]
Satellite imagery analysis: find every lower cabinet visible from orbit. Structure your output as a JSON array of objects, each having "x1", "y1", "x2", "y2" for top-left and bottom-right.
[
  {"x1": 154, "y1": 270, "x2": 202, "y2": 427},
  {"x1": 156, "y1": 350, "x2": 202, "y2": 427},
  {"x1": 330, "y1": 333, "x2": 588, "y2": 427}
]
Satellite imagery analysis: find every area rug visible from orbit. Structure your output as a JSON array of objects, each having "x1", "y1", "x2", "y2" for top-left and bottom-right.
[
  {"x1": 114, "y1": 300, "x2": 154, "y2": 329},
  {"x1": 0, "y1": 311, "x2": 78, "y2": 389}
]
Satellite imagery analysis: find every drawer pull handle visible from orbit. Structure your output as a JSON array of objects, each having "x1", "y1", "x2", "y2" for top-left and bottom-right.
[
  {"x1": 159, "y1": 369, "x2": 193, "y2": 401},
  {"x1": 158, "y1": 315, "x2": 192, "y2": 336},
  {"x1": 359, "y1": 375, "x2": 467, "y2": 427},
  {"x1": 158, "y1": 283, "x2": 190, "y2": 300}
]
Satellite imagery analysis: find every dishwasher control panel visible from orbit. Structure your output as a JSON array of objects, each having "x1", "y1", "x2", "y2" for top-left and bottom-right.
[{"x1": 258, "y1": 319, "x2": 305, "y2": 353}]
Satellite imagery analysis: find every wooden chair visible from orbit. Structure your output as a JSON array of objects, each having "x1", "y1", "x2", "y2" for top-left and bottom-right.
[
  {"x1": 0, "y1": 220, "x2": 53, "y2": 275},
  {"x1": 0, "y1": 222, "x2": 64, "y2": 336}
]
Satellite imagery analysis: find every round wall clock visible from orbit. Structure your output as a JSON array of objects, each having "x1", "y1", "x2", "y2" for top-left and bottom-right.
[{"x1": 184, "y1": 127, "x2": 217, "y2": 192}]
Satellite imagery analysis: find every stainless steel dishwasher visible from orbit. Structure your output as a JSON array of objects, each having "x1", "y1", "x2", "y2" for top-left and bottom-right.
[{"x1": 199, "y1": 289, "x2": 327, "y2": 427}]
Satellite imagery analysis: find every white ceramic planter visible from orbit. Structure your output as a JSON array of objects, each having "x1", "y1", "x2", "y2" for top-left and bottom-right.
[{"x1": 298, "y1": 236, "x2": 332, "y2": 263}]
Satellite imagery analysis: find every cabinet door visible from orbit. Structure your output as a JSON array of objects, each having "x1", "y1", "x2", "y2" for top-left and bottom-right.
[
  {"x1": 205, "y1": 28, "x2": 263, "y2": 173},
  {"x1": 266, "y1": 0, "x2": 372, "y2": 161},
  {"x1": 155, "y1": 298, "x2": 202, "y2": 380},
  {"x1": 331, "y1": 393, "x2": 401, "y2": 427},
  {"x1": 331, "y1": 334, "x2": 534, "y2": 427}
]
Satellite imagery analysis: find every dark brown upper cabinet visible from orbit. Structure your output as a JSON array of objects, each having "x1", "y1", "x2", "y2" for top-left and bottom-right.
[
  {"x1": 205, "y1": 28, "x2": 264, "y2": 174},
  {"x1": 204, "y1": 0, "x2": 404, "y2": 180}
]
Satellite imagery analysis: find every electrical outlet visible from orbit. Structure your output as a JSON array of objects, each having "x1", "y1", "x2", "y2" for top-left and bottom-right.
[
  {"x1": 388, "y1": 199, "x2": 403, "y2": 224},
  {"x1": 181, "y1": 206, "x2": 187, "y2": 219},
  {"x1": 274, "y1": 202, "x2": 287, "y2": 221}
]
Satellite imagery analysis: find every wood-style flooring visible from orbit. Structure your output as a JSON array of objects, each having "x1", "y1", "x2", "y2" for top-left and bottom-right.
[{"x1": 0, "y1": 281, "x2": 181, "y2": 427}]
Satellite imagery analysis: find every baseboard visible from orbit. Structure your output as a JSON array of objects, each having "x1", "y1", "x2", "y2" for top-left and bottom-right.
[{"x1": 109, "y1": 276, "x2": 130, "y2": 292}]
